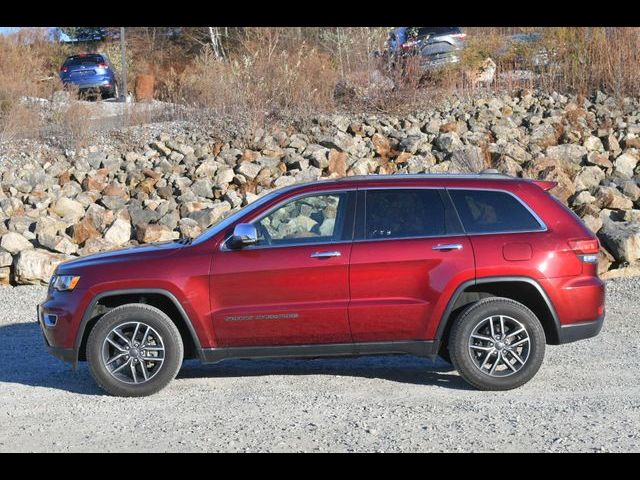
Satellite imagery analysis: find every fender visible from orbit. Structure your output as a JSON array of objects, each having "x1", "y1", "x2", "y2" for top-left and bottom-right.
[
  {"x1": 435, "y1": 275, "x2": 562, "y2": 342},
  {"x1": 72, "y1": 288, "x2": 205, "y2": 367}
]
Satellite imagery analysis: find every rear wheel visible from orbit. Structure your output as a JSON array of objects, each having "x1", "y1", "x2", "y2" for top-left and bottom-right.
[
  {"x1": 86, "y1": 303, "x2": 183, "y2": 397},
  {"x1": 449, "y1": 297, "x2": 546, "y2": 391},
  {"x1": 101, "y1": 83, "x2": 118, "y2": 100}
]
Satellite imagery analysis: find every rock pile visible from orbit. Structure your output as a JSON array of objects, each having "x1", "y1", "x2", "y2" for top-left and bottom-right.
[{"x1": 1, "y1": 89, "x2": 639, "y2": 284}]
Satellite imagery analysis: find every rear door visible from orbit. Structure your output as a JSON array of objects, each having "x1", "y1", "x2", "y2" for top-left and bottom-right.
[{"x1": 348, "y1": 188, "x2": 475, "y2": 342}]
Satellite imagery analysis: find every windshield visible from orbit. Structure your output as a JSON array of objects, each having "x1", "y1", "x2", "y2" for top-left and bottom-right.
[{"x1": 190, "y1": 189, "x2": 284, "y2": 245}]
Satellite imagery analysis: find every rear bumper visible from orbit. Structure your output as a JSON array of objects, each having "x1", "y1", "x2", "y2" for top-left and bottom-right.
[
  {"x1": 62, "y1": 78, "x2": 114, "y2": 89},
  {"x1": 557, "y1": 314, "x2": 604, "y2": 344}
]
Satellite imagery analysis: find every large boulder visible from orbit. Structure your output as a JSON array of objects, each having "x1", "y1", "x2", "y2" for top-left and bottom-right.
[
  {"x1": 546, "y1": 144, "x2": 588, "y2": 165},
  {"x1": 449, "y1": 145, "x2": 486, "y2": 173},
  {"x1": 595, "y1": 186, "x2": 633, "y2": 210},
  {"x1": 574, "y1": 166, "x2": 605, "y2": 192},
  {"x1": 14, "y1": 249, "x2": 69, "y2": 285},
  {"x1": 188, "y1": 202, "x2": 232, "y2": 230},
  {"x1": 0, "y1": 267, "x2": 9, "y2": 285},
  {"x1": 598, "y1": 218, "x2": 640, "y2": 264},
  {"x1": 71, "y1": 217, "x2": 101, "y2": 245},
  {"x1": 524, "y1": 158, "x2": 576, "y2": 204},
  {"x1": 136, "y1": 224, "x2": 178, "y2": 243},
  {"x1": 37, "y1": 233, "x2": 78, "y2": 255},
  {"x1": 529, "y1": 123, "x2": 559, "y2": 147},
  {"x1": 236, "y1": 162, "x2": 262, "y2": 181},
  {"x1": 104, "y1": 218, "x2": 131, "y2": 246},
  {"x1": 52, "y1": 197, "x2": 85, "y2": 222},
  {"x1": 613, "y1": 152, "x2": 638, "y2": 179},
  {"x1": 0, "y1": 232, "x2": 33, "y2": 255},
  {"x1": 435, "y1": 132, "x2": 463, "y2": 153},
  {"x1": 0, "y1": 251, "x2": 12, "y2": 267}
]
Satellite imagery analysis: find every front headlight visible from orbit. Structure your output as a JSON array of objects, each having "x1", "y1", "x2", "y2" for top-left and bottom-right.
[{"x1": 51, "y1": 275, "x2": 81, "y2": 291}]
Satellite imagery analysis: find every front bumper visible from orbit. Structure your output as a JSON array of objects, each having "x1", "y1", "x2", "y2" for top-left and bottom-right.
[
  {"x1": 37, "y1": 304, "x2": 77, "y2": 366},
  {"x1": 38, "y1": 289, "x2": 89, "y2": 367},
  {"x1": 47, "y1": 345, "x2": 76, "y2": 364},
  {"x1": 557, "y1": 314, "x2": 605, "y2": 344}
]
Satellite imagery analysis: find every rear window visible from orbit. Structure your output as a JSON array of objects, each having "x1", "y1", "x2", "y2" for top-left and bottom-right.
[
  {"x1": 449, "y1": 189, "x2": 544, "y2": 234},
  {"x1": 365, "y1": 189, "x2": 446, "y2": 239},
  {"x1": 63, "y1": 55, "x2": 105, "y2": 66}
]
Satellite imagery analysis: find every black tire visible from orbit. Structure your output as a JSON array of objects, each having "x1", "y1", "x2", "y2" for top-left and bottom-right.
[
  {"x1": 438, "y1": 346, "x2": 452, "y2": 364},
  {"x1": 449, "y1": 297, "x2": 546, "y2": 391},
  {"x1": 86, "y1": 303, "x2": 184, "y2": 397},
  {"x1": 101, "y1": 83, "x2": 118, "y2": 100}
]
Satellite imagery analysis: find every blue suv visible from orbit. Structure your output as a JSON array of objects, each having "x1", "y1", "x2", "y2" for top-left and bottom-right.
[{"x1": 59, "y1": 53, "x2": 119, "y2": 99}]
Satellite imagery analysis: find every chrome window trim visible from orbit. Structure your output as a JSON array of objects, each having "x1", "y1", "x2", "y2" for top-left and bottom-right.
[
  {"x1": 218, "y1": 184, "x2": 549, "y2": 251},
  {"x1": 220, "y1": 189, "x2": 355, "y2": 252}
]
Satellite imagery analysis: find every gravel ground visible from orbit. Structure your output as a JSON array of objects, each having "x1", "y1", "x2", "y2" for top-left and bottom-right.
[{"x1": 1, "y1": 278, "x2": 639, "y2": 452}]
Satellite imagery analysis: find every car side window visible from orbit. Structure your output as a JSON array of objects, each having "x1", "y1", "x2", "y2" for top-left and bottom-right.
[
  {"x1": 364, "y1": 189, "x2": 446, "y2": 240},
  {"x1": 449, "y1": 189, "x2": 544, "y2": 234},
  {"x1": 254, "y1": 193, "x2": 347, "y2": 246}
]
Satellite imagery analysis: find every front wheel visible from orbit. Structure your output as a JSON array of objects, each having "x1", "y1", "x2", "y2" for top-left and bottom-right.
[
  {"x1": 449, "y1": 297, "x2": 546, "y2": 391},
  {"x1": 86, "y1": 303, "x2": 184, "y2": 397}
]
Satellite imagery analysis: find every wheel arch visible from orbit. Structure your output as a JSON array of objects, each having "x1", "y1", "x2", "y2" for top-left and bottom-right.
[
  {"x1": 437, "y1": 276, "x2": 561, "y2": 349},
  {"x1": 74, "y1": 288, "x2": 204, "y2": 365}
]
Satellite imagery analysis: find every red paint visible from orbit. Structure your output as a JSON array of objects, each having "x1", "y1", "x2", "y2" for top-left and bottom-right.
[
  {"x1": 502, "y1": 243, "x2": 532, "y2": 261},
  {"x1": 349, "y1": 236, "x2": 474, "y2": 342},
  {"x1": 39, "y1": 175, "x2": 605, "y2": 355}
]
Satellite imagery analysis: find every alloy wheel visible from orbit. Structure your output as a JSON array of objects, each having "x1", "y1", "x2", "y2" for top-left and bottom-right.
[
  {"x1": 468, "y1": 315, "x2": 531, "y2": 377},
  {"x1": 102, "y1": 321, "x2": 165, "y2": 384}
]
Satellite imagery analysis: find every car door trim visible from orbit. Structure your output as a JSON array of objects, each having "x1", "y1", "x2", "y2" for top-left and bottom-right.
[{"x1": 199, "y1": 340, "x2": 438, "y2": 363}]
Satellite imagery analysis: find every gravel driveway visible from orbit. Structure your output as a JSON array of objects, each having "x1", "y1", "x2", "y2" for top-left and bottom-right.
[{"x1": 1, "y1": 278, "x2": 639, "y2": 452}]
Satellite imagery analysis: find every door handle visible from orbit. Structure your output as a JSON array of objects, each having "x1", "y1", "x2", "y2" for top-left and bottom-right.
[
  {"x1": 311, "y1": 251, "x2": 342, "y2": 259},
  {"x1": 432, "y1": 243, "x2": 463, "y2": 251}
]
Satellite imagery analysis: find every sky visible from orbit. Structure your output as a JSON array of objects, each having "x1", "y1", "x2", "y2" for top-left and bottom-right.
[
  {"x1": 0, "y1": 27, "x2": 22, "y2": 35},
  {"x1": 0, "y1": 27, "x2": 71, "y2": 41}
]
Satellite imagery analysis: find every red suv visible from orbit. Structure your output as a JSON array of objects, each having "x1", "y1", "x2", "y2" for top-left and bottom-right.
[{"x1": 38, "y1": 173, "x2": 605, "y2": 396}]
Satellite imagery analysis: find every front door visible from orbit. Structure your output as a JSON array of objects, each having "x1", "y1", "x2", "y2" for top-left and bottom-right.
[
  {"x1": 210, "y1": 191, "x2": 355, "y2": 347},
  {"x1": 348, "y1": 188, "x2": 475, "y2": 342}
]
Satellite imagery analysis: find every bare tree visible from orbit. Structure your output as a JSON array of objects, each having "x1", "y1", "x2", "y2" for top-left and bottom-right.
[{"x1": 208, "y1": 27, "x2": 226, "y2": 60}]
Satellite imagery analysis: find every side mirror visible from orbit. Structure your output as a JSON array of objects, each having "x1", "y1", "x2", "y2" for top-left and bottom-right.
[{"x1": 228, "y1": 223, "x2": 258, "y2": 249}]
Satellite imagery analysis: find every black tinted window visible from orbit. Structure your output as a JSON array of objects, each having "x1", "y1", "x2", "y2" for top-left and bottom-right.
[
  {"x1": 64, "y1": 55, "x2": 105, "y2": 66},
  {"x1": 449, "y1": 190, "x2": 543, "y2": 234},
  {"x1": 365, "y1": 189, "x2": 446, "y2": 239}
]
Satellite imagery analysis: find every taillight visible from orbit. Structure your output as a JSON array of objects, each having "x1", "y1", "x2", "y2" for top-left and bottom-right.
[
  {"x1": 451, "y1": 33, "x2": 467, "y2": 39},
  {"x1": 568, "y1": 238, "x2": 600, "y2": 264},
  {"x1": 61, "y1": 67, "x2": 68, "y2": 73},
  {"x1": 98, "y1": 63, "x2": 109, "y2": 69}
]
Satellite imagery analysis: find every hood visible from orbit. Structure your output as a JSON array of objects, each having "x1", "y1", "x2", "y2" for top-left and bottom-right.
[{"x1": 57, "y1": 240, "x2": 185, "y2": 273}]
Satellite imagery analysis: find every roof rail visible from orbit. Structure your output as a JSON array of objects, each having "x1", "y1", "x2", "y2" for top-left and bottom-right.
[{"x1": 335, "y1": 172, "x2": 514, "y2": 182}]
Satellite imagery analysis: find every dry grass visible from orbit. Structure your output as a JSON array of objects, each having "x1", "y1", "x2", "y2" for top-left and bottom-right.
[
  {"x1": 0, "y1": 28, "x2": 68, "y2": 141},
  {"x1": 166, "y1": 30, "x2": 339, "y2": 127}
]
